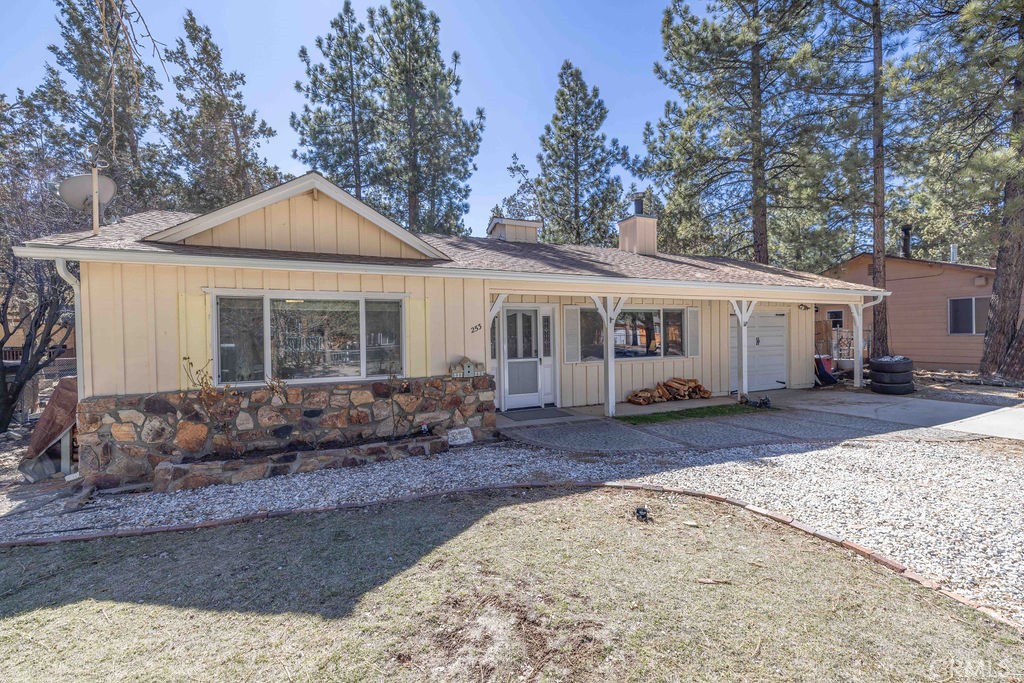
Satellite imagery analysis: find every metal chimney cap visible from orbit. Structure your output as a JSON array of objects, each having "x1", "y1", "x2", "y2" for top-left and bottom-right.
[{"x1": 631, "y1": 192, "x2": 646, "y2": 216}]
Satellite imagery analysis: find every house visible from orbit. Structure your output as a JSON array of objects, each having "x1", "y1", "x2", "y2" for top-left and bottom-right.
[
  {"x1": 819, "y1": 253, "x2": 1014, "y2": 370},
  {"x1": 14, "y1": 173, "x2": 883, "y2": 485}
]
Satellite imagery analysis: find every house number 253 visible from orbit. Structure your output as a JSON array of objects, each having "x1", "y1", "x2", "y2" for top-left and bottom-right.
[{"x1": 469, "y1": 323, "x2": 482, "y2": 333}]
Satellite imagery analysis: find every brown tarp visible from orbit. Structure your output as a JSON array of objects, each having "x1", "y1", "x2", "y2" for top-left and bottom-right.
[{"x1": 26, "y1": 376, "x2": 77, "y2": 459}]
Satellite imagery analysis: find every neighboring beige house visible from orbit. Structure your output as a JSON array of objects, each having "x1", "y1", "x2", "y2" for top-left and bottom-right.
[
  {"x1": 820, "y1": 253, "x2": 1010, "y2": 370},
  {"x1": 14, "y1": 173, "x2": 883, "y2": 484}
]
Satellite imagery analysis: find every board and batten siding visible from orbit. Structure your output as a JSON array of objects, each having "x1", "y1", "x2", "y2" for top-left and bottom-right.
[
  {"x1": 79, "y1": 258, "x2": 820, "y2": 403},
  {"x1": 183, "y1": 193, "x2": 428, "y2": 260},
  {"x1": 497, "y1": 294, "x2": 816, "y2": 406},
  {"x1": 78, "y1": 262, "x2": 488, "y2": 398}
]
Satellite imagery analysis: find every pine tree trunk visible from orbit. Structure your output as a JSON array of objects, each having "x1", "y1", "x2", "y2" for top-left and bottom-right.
[
  {"x1": 349, "y1": 54, "x2": 362, "y2": 201},
  {"x1": 750, "y1": 0, "x2": 769, "y2": 265},
  {"x1": 869, "y1": 0, "x2": 890, "y2": 358},
  {"x1": 998, "y1": 318, "x2": 1024, "y2": 377},
  {"x1": 980, "y1": 15, "x2": 1024, "y2": 377},
  {"x1": 407, "y1": 105, "x2": 419, "y2": 230}
]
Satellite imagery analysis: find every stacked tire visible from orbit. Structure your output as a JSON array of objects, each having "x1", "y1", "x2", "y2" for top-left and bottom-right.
[{"x1": 869, "y1": 357, "x2": 914, "y2": 395}]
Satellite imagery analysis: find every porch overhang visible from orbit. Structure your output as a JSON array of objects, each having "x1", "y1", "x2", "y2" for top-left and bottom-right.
[{"x1": 486, "y1": 288, "x2": 889, "y2": 417}]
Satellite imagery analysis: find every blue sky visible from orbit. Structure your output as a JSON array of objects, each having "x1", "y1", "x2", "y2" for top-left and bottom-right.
[{"x1": 0, "y1": 0, "x2": 688, "y2": 236}]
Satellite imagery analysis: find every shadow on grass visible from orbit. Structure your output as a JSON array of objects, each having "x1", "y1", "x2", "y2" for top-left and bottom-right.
[
  {"x1": 0, "y1": 487, "x2": 578, "y2": 621},
  {"x1": 0, "y1": 401, "x2": 983, "y2": 623}
]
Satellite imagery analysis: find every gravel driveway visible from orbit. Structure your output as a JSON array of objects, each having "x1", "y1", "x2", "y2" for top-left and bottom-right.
[{"x1": 1, "y1": 409, "x2": 1021, "y2": 625}]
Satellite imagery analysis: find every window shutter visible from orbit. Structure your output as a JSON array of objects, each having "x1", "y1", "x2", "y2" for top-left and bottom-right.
[
  {"x1": 686, "y1": 307, "x2": 701, "y2": 357},
  {"x1": 564, "y1": 306, "x2": 581, "y2": 363}
]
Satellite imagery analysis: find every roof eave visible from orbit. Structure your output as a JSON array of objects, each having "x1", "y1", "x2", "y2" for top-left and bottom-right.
[{"x1": 13, "y1": 243, "x2": 887, "y2": 299}]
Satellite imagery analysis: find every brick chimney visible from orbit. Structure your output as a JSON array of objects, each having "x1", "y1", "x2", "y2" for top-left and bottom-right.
[
  {"x1": 618, "y1": 193, "x2": 658, "y2": 256},
  {"x1": 487, "y1": 216, "x2": 541, "y2": 243}
]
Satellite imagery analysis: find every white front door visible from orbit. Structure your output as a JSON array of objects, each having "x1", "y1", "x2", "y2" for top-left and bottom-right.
[
  {"x1": 502, "y1": 306, "x2": 556, "y2": 409},
  {"x1": 729, "y1": 311, "x2": 788, "y2": 392}
]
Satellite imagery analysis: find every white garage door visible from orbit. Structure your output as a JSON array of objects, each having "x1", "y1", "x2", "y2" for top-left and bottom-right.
[{"x1": 729, "y1": 312, "x2": 788, "y2": 392}]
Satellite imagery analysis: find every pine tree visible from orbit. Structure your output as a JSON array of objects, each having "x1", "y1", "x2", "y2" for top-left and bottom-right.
[
  {"x1": 534, "y1": 60, "x2": 624, "y2": 246},
  {"x1": 164, "y1": 10, "x2": 282, "y2": 213},
  {"x1": 493, "y1": 153, "x2": 541, "y2": 219},
  {"x1": 366, "y1": 0, "x2": 484, "y2": 234},
  {"x1": 292, "y1": 1, "x2": 379, "y2": 201},
  {"x1": 41, "y1": 0, "x2": 170, "y2": 213},
  {"x1": 0, "y1": 91, "x2": 80, "y2": 430},
  {"x1": 638, "y1": 0, "x2": 822, "y2": 264},
  {"x1": 909, "y1": 0, "x2": 1024, "y2": 378}
]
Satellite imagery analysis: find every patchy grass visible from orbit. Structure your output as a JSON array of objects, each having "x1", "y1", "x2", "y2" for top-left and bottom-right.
[
  {"x1": 617, "y1": 403, "x2": 757, "y2": 425},
  {"x1": 1, "y1": 487, "x2": 1021, "y2": 681}
]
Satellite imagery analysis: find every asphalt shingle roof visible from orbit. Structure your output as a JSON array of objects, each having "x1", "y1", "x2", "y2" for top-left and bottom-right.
[{"x1": 23, "y1": 209, "x2": 880, "y2": 293}]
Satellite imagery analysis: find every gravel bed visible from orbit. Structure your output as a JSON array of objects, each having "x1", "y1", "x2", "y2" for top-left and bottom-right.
[
  {"x1": 1, "y1": 428, "x2": 1021, "y2": 625},
  {"x1": 637, "y1": 439, "x2": 1024, "y2": 625}
]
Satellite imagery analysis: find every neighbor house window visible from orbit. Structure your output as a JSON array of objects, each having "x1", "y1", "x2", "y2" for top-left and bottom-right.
[
  {"x1": 564, "y1": 306, "x2": 700, "y2": 363},
  {"x1": 214, "y1": 294, "x2": 403, "y2": 384},
  {"x1": 826, "y1": 310, "x2": 844, "y2": 329},
  {"x1": 949, "y1": 297, "x2": 990, "y2": 335}
]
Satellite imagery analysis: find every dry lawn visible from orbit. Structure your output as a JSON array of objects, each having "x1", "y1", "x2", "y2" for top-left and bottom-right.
[{"x1": 1, "y1": 487, "x2": 1022, "y2": 681}]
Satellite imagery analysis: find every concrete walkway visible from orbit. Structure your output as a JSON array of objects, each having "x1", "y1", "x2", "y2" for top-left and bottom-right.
[
  {"x1": 498, "y1": 387, "x2": 1024, "y2": 453},
  {"x1": 775, "y1": 389, "x2": 1024, "y2": 440}
]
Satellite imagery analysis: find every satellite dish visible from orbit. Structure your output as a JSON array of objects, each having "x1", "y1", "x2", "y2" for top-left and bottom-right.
[{"x1": 58, "y1": 173, "x2": 117, "y2": 212}]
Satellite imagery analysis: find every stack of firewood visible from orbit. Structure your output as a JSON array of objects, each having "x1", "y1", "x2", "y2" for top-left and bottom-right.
[{"x1": 627, "y1": 378, "x2": 712, "y2": 405}]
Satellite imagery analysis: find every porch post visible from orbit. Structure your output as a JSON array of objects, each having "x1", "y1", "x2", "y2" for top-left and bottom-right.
[
  {"x1": 729, "y1": 299, "x2": 757, "y2": 399},
  {"x1": 849, "y1": 302, "x2": 865, "y2": 388},
  {"x1": 591, "y1": 295, "x2": 626, "y2": 417}
]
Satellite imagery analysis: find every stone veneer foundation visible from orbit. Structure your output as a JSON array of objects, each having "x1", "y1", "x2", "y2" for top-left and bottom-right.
[
  {"x1": 152, "y1": 435, "x2": 450, "y2": 493},
  {"x1": 76, "y1": 374, "x2": 496, "y2": 488}
]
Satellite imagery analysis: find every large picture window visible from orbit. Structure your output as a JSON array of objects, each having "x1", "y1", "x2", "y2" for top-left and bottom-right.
[
  {"x1": 270, "y1": 299, "x2": 361, "y2": 380},
  {"x1": 214, "y1": 294, "x2": 404, "y2": 384},
  {"x1": 949, "y1": 297, "x2": 990, "y2": 335},
  {"x1": 565, "y1": 305, "x2": 700, "y2": 363}
]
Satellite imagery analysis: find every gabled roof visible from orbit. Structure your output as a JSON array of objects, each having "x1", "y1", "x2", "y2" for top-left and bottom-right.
[
  {"x1": 18, "y1": 215, "x2": 884, "y2": 296},
  {"x1": 15, "y1": 171, "x2": 886, "y2": 297},
  {"x1": 144, "y1": 172, "x2": 448, "y2": 260}
]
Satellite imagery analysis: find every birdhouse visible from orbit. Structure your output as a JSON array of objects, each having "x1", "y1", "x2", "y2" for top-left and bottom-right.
[
  {"x1": 472, "y1": 361, "x2": 486, "y2": 376},
  {"x1": 449, "y1": 356, "x2": 481, "y2": 378}
]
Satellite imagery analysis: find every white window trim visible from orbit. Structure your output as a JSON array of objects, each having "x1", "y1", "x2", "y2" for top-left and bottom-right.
[
  {"x1": 564, "y1": 304, "x2": 701, "y2": 364},
  {"x1": 826, "y1": 309, "x2": 844, "y2": 328},
  {"x1": 947, "y1": 296, "x2": 989, "y2": 336},
  {"x1": 208, "y1": 289, "x2": 407, "y2": 387}
]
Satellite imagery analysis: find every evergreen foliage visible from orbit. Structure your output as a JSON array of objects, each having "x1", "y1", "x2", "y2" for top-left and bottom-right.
[
  {"x1": 906, "y1": 0, "x2": 1024, "y2": 376},
  {"x1": 292, "y1": 1, "x2": 379, "y2": 202},
  {"x1": 41, "y1": 0, "x2": 171, "y2": 215},
  {"x1": 366, "y1": 0, "x2": 484, "y2": 235},
  {"x1": 534, "y1": 61, "x2": 626, "y2": 246},
  {"x1": 637, "y1": 0, "x2": 822, "y2": 264},
  {"x1": 164, "y1": 11, "x2": 282, "y2": 213},
  {"x1": 496, "y1": 62, "x2": 627, "y2": 246}
]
